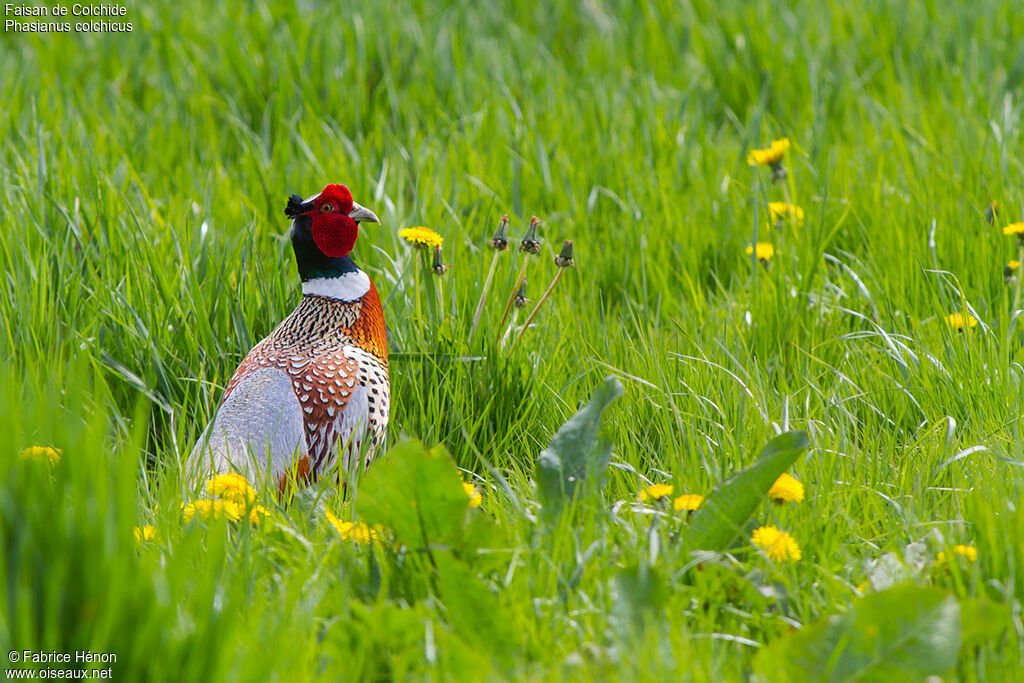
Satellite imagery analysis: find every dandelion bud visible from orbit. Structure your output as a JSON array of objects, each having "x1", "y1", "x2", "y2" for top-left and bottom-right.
[
  {"x1": 520, "y1": 216, "x2": 542, "y2": 254},
  {"x1": 431, "y1": 245, "x2": 448, "y2": 275},
  {"x1": 514, "y1": 278, "x2": 529, "y2": 308},
  {"x1": 554, "y1": 240, "x2": 575, "y2": 268},
  {"x1": 489, "y1": 214, "x2": 510, "y2": 251},
  {"x1": 986, "y1": 201, "x2": 998, "y2": 225}
]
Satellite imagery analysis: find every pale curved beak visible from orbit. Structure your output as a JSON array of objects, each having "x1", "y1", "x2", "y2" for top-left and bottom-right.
[{"x1": 348, "y1": 202, "x2": 380, "y2": 224}]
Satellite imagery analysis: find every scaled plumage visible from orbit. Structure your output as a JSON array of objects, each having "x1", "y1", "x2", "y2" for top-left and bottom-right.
[{"x1": 189, "y1": 185, "x2": 389, "y2": 490}]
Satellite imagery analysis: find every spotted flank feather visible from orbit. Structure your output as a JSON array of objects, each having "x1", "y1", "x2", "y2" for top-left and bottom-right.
[
  {"x1": 190, "y1": 184, "x2": 387, "y2": 491},
  {"x1": 191, "y1": 281, "x2": 390, "y2": 488}
]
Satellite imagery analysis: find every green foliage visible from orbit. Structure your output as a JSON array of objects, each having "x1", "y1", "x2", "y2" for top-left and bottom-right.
[
  {"x1": 612, "y1": 563, "x2": 669, "y2": 634},
  {"x1": 3, "y1": 0, "x2": 1024, "y2": 678},
  {"x1": 754, "y1": 585, "x2": 972, "y2": 681},
  {"x1": 535, "y1": 376, "x2": 624, "y2": 517},
  {"x1": 356, "y1": 438, "x2": 478, "y2": 552},
  {"x1": 686, "y1": 430, "x2": 809, "y2": 551}
]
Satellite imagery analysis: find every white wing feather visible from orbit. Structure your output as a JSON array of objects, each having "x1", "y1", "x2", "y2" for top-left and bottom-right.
[{"x1": 188, "y1": 366, "x2": 307, "y2": 485}]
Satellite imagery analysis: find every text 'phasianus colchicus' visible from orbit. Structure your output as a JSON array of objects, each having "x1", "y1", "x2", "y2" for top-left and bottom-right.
[{"x1": 189, "y1": 184, "x2": 390, "y2": 490}]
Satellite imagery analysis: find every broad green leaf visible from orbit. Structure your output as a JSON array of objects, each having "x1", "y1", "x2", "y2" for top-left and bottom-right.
[
  {"x1": 753, "y1": 585, "x2": 961, "y2": 682},
  {"x1": 434, "y1": 553, "x2": 519, "y2": 664},
  {"x1": 612, "y1": 563, "x2": 668, "y2": 633},
  {"x1": 535, "y1": 376, "x2": 624, "y2": 517},
  {"x1": 959, "y1": 598, "x2": 1012, "y2": 650},
  {"x1": 685, "y1": 431, "x2": 810, "y2": 551},
  {"x1": 356, "y1": 439, "x2": 472, "y2": 550}
]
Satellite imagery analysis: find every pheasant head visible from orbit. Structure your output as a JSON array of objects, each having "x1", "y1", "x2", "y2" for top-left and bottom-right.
[{"x1": 285, "y1": 184, "x2": 379, "y2": 281}]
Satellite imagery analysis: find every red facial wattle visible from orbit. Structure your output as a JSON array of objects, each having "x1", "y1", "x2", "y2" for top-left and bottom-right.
[
  {"x1": 311, "y1": 214, "x2": 359, "y2": 257},
  {"x1": 301, "y1": 184, "x2": 359, "y2": 258}
]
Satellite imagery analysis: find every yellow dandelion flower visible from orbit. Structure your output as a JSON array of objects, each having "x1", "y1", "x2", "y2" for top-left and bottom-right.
[
  {"x1": 182, "y1": 499, "x2": 244, "y2": 523},
  {"x1": 767, "y1": 473, "x2": 804, "y2": 503},
  {"x1": 325, "y1": 509, "x2": 381, "y2": 543},
  {"x1": 640, "y1": 484, "x2": 674, "y2": 502},
  {"x1": 768, "y1": 202, "x2": 805, "y2": 226},
  {"x1": 745, "y1": 242, "x2": 775, "y2": 261},
  {"x1": 462, "y1": 481, "x2": 482, "y2": 508},
  {"x1": 747, "y1": 138, "x2": 790, "y2": 167},
  {"x1": 1005, "y1": 260, "x2": 1021, "y2": 279},
  {"x1": 1008, "y1": 260, "x2": 1021, "y2": 271},
  {"x1": 20, "y1": 446, "x2": 62, "y2": 464},
  {"x1": 133, "y1": 525, "x2": 157, "y2": 543},
  {"x1": 248, "y1": 505, "x2": 271, "y2": 525},
  {"x1": 673, "y1": 494, "x2": 704, "y2": 511},
  {"x1": 751, "y1": 525, "x2": 801, "y2": 562},
  {"x1": 1002, "y1": 222, "x2": 1024, "y2": 238},
  {"x1": 398, "y1": 226, "x2": 443, "y2": 250},
  {"x1": 205, "y1": 473, "x2": 257, "y2": 506},
  {"x1": 945, "y1": 312, "x2": 978, "y2": 331},
  {"x1": 936, "y1": 544, "x2": 978, "y2": 566}
]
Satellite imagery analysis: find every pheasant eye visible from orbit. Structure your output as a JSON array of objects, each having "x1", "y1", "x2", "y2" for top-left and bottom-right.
[{"x1": 320, "y1": 203, "x2": 334, "y2": 213}]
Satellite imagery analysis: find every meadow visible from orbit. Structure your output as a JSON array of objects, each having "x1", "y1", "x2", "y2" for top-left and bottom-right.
[{"x1": 2, "y1": 0, "x2": 1024, "y2": 679}]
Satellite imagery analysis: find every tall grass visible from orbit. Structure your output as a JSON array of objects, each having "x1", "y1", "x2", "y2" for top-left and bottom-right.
[{"x1": 2, "y1": 0, "x2": 1024, "y2": 678}]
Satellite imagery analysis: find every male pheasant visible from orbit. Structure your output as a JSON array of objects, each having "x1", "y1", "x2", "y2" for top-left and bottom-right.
[{"x1": 189, "y1": 184, "x2": 390, "y2": 489}]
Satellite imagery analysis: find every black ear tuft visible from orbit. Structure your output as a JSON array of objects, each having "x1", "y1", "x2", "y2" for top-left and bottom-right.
[{"x1": 284, "y1": 194, "x2": 305, "y2": 218}]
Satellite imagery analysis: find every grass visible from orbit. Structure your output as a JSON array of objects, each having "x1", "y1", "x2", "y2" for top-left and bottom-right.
[{"x1": 2, "y1": 0, "x2": 1024, "y2": 678}]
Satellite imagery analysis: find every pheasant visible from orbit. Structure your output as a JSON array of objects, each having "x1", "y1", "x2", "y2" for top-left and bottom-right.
[{"x1": 189, "y1": 184, "x2": 390, "y2": 490}]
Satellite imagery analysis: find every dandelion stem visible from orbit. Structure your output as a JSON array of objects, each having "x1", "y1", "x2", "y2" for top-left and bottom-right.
[
  {"x1": 468, "y1": 250, "x2": 500, "y2": 345},
  {"x1": 495, "y1": 260, "x2": 529, "y2": 345},
  {"x1": 1012, "y1": 243, "x2": 1024, "y2": 323},
  {"x1": 412, "y1": 254, "x2": 423, "y2": 327},
  {"x1": 434, "y1": 270, "x2": 444, "y2": 325},
  {"x1": 510, "y1": 268, "x2": 564, "y2": 350},
  {"x1": 500, "y1": 309, "x2": 520, "y2": 346},
  {"x1": 781, "y1": 175, "x2": 799, "y2": 245}
]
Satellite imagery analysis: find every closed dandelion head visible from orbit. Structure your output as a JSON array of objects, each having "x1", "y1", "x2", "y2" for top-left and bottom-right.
[
  {"x1": 520, "y1": 216, "x2": 542, "y2": 254},
  {"x1": 768, "y1": 202, "x2": 804, "y2": 227},
  {"x1": 751, "y1": 525, "x2": 802, "y2": 562},
  {"x1": 19, "y1": 446, "x2": 62, "y2": 464},
  {"x1": 462, "y1": 481, "x2": 482, "y2": 508},
  {"x1": 673, "y1": 494, "x2": 704, "y2": 512},
  {"x1": 1002, "y1": 222, "x2": 1024, "y2": 243},
  {"x1": 431, "y1": 245, "x2": 448, "y2": 275},
  {"x1": 490, "y1": 214, "x2": 510, "y2": 251},
  {"x1": 640, "y1": 483, "x2": 674, "y2": 502},
  {"x1": 768, "y1": 473, "x2": 804, "y2": 504},
  {"x1": 205, "y1": 473, "x2": 257, "y2": 506},
  {"x1": 936, "y1": 544, "x2": 978, "y2": 566},
  {"x1": 554, "y1": 240, "x2": 575, "y2": 268},
  {"x1": 398, "y1": 226, "x2": 444, "y2": 250},
  {"x1": 945, "y1": 312, "x2": 978, "y2": 332},
  {"x1": 985, "y1": 201, "x2": 998, "y2": 224},
  {"x1": 133, "y1": 525, "x2": 157, "y2": 543},
  {"x1": 746, "y1": 242, "x2": 775, "y2": 264},
  {"x1": 514, "y1": 278, "x2": 530, "y2": 308}
]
